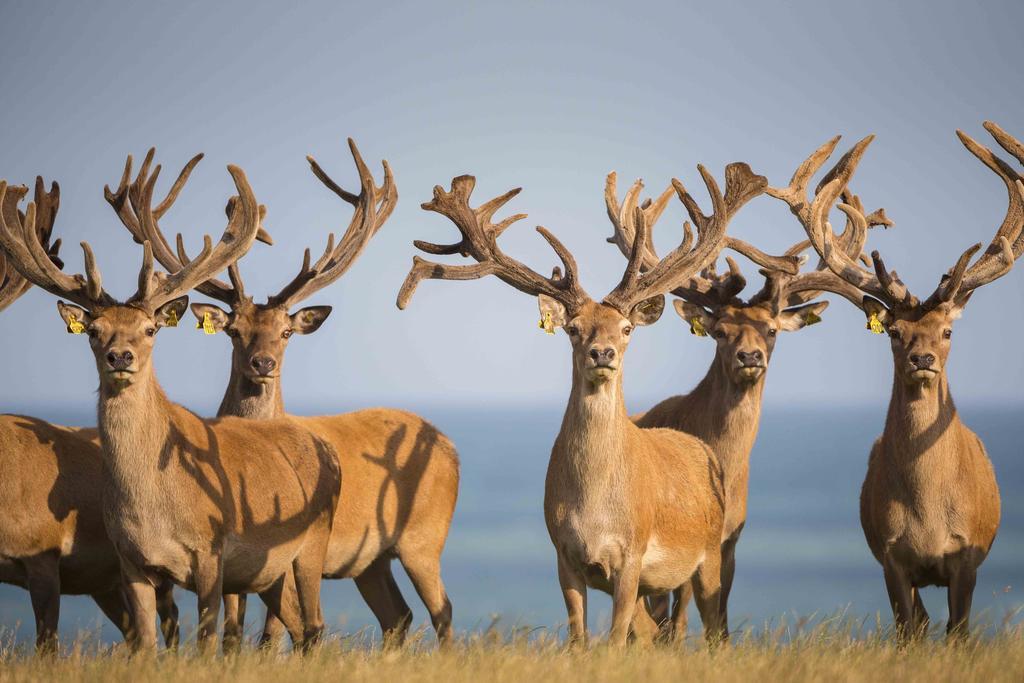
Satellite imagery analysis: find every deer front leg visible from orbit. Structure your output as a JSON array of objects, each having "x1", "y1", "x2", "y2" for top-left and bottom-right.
[
  {"x1": 222, "y1": 593, "x2": 246, "y2": 654},
  {"x1": 192, "y1": 554, "x2": 225, "y2": 654},
  {"x1": 629, "y1": 596, "x2": 658, "y2": 645},
  {"x1": 557, "y1": 552, "x2": 587, "y2": 647},
  {"x1": 692, "y1": 547, "x2": 725, "y2": 646},
  {"x1": 155, "y1": 579, "x2": 179, "y2": 649},
  {"x1": 881, "y1": 551, "x2": 915, "y2": 642},
  {"x1": 120, "y1": 560, "x2": 158, "y2": 653},
  {"x1": 718, "y1": 530, "x2": 741, "y2": 633},
  {"x1": 256, "y1": 570, "x2": 303, "y2": 649},
  {"x1": 670, "y1": 583, "x2": 693, "y2": 643},
  {"x1": 947, "y1": 563, "x2": 977, "y2": 640},
  {"x1": 24, "y1": 552, "x2": 61, "y2": 655},
  {"x1": 608, "y1": 559, "x2": 641, "y2": 647}
]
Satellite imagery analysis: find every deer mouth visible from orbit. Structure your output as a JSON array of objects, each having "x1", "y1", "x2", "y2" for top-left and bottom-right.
[
  {"x1": 586, "y1": 364, "x2": 618, "y2": 382},
  {"x1": 735, "y1": 364, "x2": 765, "y2": 381},
  {"x1": 106, "y1": 369, "x2": 136, "y2": 381},
  {"x1": 909, "y1": 367, "x2": 939, "y2": 381}
]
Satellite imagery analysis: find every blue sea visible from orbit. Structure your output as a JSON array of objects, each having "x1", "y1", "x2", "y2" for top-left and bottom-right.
[{"x1": 1, "y1": 403, "x2": 1022, "y2": 644}]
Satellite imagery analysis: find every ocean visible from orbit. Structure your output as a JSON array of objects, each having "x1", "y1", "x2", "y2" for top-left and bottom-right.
[{"x1": 1, "y1": 403, "x2": 1021, "y2": 644}]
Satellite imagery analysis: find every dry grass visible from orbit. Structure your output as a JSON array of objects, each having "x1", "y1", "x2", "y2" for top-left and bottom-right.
[{"x1": 1, "y1": 616, "x2": 1022, "y2": 683}]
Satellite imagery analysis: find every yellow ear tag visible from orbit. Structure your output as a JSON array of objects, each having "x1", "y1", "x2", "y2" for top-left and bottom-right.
[
  {"x1": 866, "y1": 312, "x2": 885, "y2": 335},
  {"x1": 804, "y1": 311, "x2": 822, "y2": 326},
  {"x1": 689, "y1": 317, "x2": 708, "y2": 337},
  {"x1": 539, "y1": 311, "x2": 555, "y2": 335},
  {"x1": 165, "y1": 308, "x2": 179, "y2": 328},
  {"x1": 200, "y1": 312, "x2": 217, "y2": 335},
  {"x1": 67, "y1": 315, "x2": 85, "y2": 335}
]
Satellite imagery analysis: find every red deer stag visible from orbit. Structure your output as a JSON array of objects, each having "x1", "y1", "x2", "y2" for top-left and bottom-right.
[
  {"x1": 107, "y1": 142, "x2": 458, "y2": 648},
  {"x1": 604, "y1": 168, "x2": 892, "y2": 638},
  {"x1": 770, "y1": 123, "x2": 1022, "y2": 639},
  {"x1": 0, "y1": 165, "x2": 340, "y2": 653},
  {"x1": 0, "y1": 178, "x2": 180, "y2": 652},
  {"x1": 397, "y1": 162, "x2": 763, "y2": 646}
]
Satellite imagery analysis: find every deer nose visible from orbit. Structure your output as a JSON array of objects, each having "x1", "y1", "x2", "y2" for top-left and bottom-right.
[
  {"x1": 588, "y1": 346, "x2": 616, "y2": 364},
  {"x1": 910, "y1": 353, "x2": 935, "y2": 369},
  {"x1": 106, "y1": 350, "x2": 134, "y2": 370},
  {"x1": 736, "y1": 350, "x2": 764, "y2": 366},
  {"x1": 251, "y1": 355, "x2": 277, "y2": 375}
]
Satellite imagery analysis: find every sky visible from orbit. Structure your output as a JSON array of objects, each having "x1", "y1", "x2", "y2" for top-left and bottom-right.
[{"x1": 1, "y1": 0, "x2": 1022, "y2": 416}]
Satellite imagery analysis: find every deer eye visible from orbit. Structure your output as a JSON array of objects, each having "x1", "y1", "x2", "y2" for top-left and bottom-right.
[
  {"x1": 713, "y1": 329, "x2": 726, "y2": 340},
  {"x1": 566, "y1": 325, "x2": 580, "y2": 338},
  {"x1": 623, "y1": 325, "x2": 633, "y2": 336},
  {"x1": 225, "y1": 327, "x2": 238, "y2": 338},
  {"x1": 943, "y1": 329, "x2": 952, "y2": 340},
  {"x1": 888, "y1": 328, "x2": 901, "y2": 341},
  {"x1": 767, "y1": 327, "x2": 777, "y2": 338},
  {"x1": 87, "y1": 326, "x2": 99, "y2": 339},
  {"x1": 282, "y1": 329, "x2": 293, "y2": 339},
  {"x1": 145, "y1": 327, "x2": 156, "y2": 337}
]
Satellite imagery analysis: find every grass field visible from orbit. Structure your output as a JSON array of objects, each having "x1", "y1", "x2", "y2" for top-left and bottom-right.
[{"x1": 2, "y1": 617, "x2": 1022, "y2": 683}]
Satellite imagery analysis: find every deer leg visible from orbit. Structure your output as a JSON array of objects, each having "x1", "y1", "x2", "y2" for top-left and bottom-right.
[
  {"x1": 911, "y1": 587, "x2": 930, "y2": 637},
  {"x1": 222, "y1": 593, "x2": 245, "y2": 654},
  {"x1": 399, "y1": 548, "x2": 453, "y2": 646},
  {"x1": 91, "y1": 587, "x2": 133, "y2": 643},
  {"x1": 670, "y1": 583, "x2": 693, "y2": 643},
  {"x1": 648, "y1": 592, "x2": 671, "y2": 632},
  {"x1": 120, "y1": 560, "x2": 158, "y2": 653},
  {"x1": 629, "y1": 596, "x2": 658, "y2": 646},
  {"x1": 354, "y1": 557, "x2": 413, "y2": 647},
  {"x1": 608, "y1": 560, "x2": 641, "y2": 647},
  {"x1": 155, "y1": 579, "x2": 179, "y2": 649},
  {"x1": 692, "y1": 549, "x2": 725, "y2": 646},
  {"x1": 881, "y1": 552, "x2": 914, "y2": 642},
  {"x1": 24, "y1": 553, "x2": 61, "y2": 655},
  {"x1": 192, "y1": 555, "x2": 224, "y2": 655},
  {"x1": 292, "y1": 538, "x2": 328, "y2": 652},
  {"x1": 947, "y1": 564, "x2": 977, "y2": 640},
  {"x1": 256, "y1": 571, "x2": 302, "y2": 649},
  {"x1": 718, "y1": 531, "x2": 740, "y2": 634},
  {"x1": 557, "y1": 552, "x2": 587, "y2": 647}
]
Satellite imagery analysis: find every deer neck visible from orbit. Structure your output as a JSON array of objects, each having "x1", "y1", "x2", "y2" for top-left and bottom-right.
[
  {"x1": 217, "y1": 356, "x2": 286, "y2": 419},
  {"x1": 685, "y1": 350, "x2": 765, "y2": 471},
  {"x1": 553, "y1": 364, "x2": 632, "y2": 482},
  {"x1": 882, "y1": 369, "x2": 960, "y2": 459},
  {"x1": 97, "y1": 365, "x2": 174, "y2": 496}
]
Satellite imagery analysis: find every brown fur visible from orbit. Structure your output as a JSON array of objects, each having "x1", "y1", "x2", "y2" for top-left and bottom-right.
[
  {"x1": 192, "y1": 298, "x2": 459, "y2": 647},
  {"x1": 540, "y1": 300, "x2": 726, "y2": 646}
]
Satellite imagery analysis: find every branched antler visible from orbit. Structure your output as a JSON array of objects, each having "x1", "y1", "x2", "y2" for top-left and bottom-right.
[{"x1": 0, "y1": 178, "x2": 63, "y2": 312}]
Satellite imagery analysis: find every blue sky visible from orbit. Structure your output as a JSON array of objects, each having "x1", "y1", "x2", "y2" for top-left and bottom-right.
[{"x1": 1, "y1": 0, "x2": 1022, "y2": 414}]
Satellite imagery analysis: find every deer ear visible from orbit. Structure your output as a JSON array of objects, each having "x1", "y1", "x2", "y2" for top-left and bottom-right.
[
  {"x1": 57, "y1": 301, "x2": 92, "y2": 335},
  {"x1": 190, "y1": 303, "x2": 230, "y2": 333},
  {"x1": 155, "y1": 296, "x2": 189, "y2": 329},
  {"x1": 537, "y1": 295, "x2": 567, "y2": 329},
  {"x1": 629, "y1": 295, "x2": 664, "y2": 326},
  {"x1": 778, "y1": 301, "x2": 829, "y2": 332},
  {"x1": 290, "y1": 306, "x2": 332, "y2": 335},
  {"x1": 673, "y1": 299, "x2": 713, "y2": 337},
  {"x1": 862, "y1": 296, "x2": 892, "y2": 329}
]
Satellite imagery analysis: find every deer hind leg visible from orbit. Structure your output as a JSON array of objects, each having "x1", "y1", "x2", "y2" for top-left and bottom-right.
[
  {"x1": 91, "y1": 587, "x2": 133, "y2": 644},
  {"x1": 256, "y1": 570, "x2": 302, "y2": 650},
  {"x1": 556, "y1": 552, "x2": 587, "y2": 647},
  {"x1": 398, "y1": 546, "x2": 453, "y2": 646},
  {"x1": 354, "y1": 556, "x2": 414, "y2": 648},
  {"x1": 120, "y1": 560, "x2": 158, "y2": 653},
  {"x1": 692, "y1": 549, "x2": 725, "y2": 646},
  {"x1": 910, "y1": 587, "x2": 930, "y2": 637},
  {"x1": 629, "y1": 597, "x2": 659, "y2": 646},
  {"x1": 670, "y1": 583, "x2": 693, "y2": 643},
  {"x1": 24, "y1": 552, "x2": 61, "y2": 655},
  {"x1": 192, "y1": 555, "x2": 225, "y2": 655},
  {"x1": 947, "y1": 563, "x2": 977, "y2": 641},
  {"x1": 881, "y1": 552, "x2": 915, "y2": 642},
  {"x1": 292, "y1": 527, "x2": 330, "y2": 652},
  {"x1": 221, "y1": 593, "x2": 246, "y2": 654},
  {"x1": 154, "y1": 579, "x2": 179, "y2": 649}
]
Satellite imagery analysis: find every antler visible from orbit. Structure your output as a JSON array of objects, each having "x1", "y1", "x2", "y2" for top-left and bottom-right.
[
  {"x1": 0, "y1": 178, "x2": 63, "y2": 312},
  {"x1": 603, "y1": 162, "x2": 768, "y2": 313},
  {"x1": 105, "y1": 148, "x2": 270, "y2": 307},
  {"x1": 265, "y1": 138, "x2": 395, "y2": 308},
  {"x1": 397, "y1": 175, "x2": 589, "y2": 313}
]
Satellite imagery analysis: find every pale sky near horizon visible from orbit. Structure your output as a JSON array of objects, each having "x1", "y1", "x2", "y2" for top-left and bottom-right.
[{"x1": 1, "y1": 0, "x2": 1022, "y2": 416}]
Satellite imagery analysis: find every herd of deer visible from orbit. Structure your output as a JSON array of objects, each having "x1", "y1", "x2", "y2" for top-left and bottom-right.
[{"x1": 0, "y1": 122, "x2": 1019, "y2": 656}]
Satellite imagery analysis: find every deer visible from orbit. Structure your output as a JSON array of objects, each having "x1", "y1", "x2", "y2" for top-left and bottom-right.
[
  {"x1": 768, "y1": 122, "x2": 1023, "y2": 640},
  {"x1": 396, "y1": 161, "x2": 767, "y2": 647},
  {"x1": 603, "y1": 168, "x2": 893, "y2": 639},
  {"x1": 0, "y1": 163, "x2": 341, "y2": 653},
  {"x1": 106, "y1": 141, "x2": 459, "y2": 649},
  {"x1": 0, "y1": 178, "x2": 181, "y2": 652}
]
